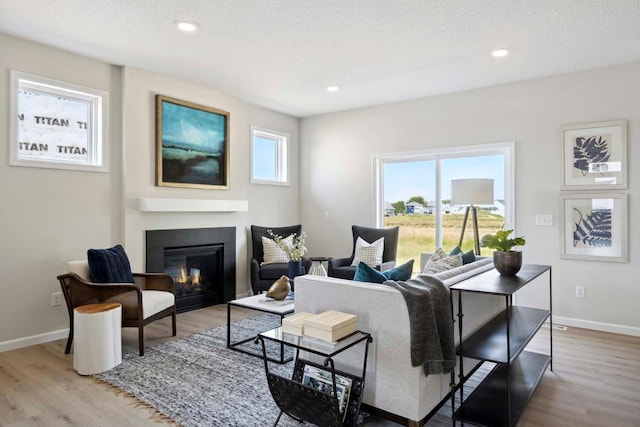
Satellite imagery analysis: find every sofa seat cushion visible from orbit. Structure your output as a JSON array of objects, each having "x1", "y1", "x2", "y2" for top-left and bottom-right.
[{"x1": 141, "y1": 290, "x2": 175, "y2": 318}]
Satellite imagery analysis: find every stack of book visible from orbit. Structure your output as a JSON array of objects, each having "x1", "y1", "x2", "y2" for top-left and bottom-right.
[
  {"x1": 303, "y1": 310, "x2": 358, "y2": 342},
  {"x1": 282, "y1": 312, "x2": 314, "y2": 336}
]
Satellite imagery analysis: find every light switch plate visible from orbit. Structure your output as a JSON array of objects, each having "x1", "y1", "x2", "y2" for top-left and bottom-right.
[{"x1": 535, "y1": 214, "x2": 553, "y2": 226}]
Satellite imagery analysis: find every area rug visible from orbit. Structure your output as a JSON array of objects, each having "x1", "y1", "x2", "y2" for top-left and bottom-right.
[{"x1": 95, "y1": 314, "x2": 486, "y2": 426}]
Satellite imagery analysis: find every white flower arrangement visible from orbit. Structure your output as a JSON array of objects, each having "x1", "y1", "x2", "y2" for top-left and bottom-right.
[{"x1": 268, "y1": 230, "x2": 307, "y2": 262}]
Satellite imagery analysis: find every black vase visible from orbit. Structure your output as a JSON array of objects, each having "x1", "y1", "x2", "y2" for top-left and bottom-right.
[
  {"x1": 493, "y1": 251, "x2": 522, "y2": 276},
  {"x1": 287, "y1": 260, "x2": 304, "y2": 290}
]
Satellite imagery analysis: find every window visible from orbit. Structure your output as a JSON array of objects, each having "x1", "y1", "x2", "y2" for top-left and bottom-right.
[
  {"x1": 251, "y1": 127, "x2": 288, "y2": 185},
  {"x1": 375, "y1": 142, "x2": 515, "y2": 272},
  {"x1": 9, "y1": 70, "x2": 108, "y2": 172}
]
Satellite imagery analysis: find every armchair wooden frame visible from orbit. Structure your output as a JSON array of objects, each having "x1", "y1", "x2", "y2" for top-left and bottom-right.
[{"x1": 57, "y1": 272, "x2": 177, "y2": 356}]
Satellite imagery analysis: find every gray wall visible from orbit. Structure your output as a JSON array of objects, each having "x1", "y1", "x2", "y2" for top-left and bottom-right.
[
  {"x1": 0, "y1": 33, "x2": 301, "y2": 349},
  {"x1": 300, "y1": 61, "x2": 640, "y2": 333}
]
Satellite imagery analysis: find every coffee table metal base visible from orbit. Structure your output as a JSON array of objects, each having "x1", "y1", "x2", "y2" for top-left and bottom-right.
[{"x1": 227, "y1": 294, "x2": 294, "y2": 364}]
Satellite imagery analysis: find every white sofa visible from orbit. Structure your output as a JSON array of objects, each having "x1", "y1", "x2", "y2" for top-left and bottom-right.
[{"x1": 294, "y1": 255, "x2": 502, "y2": 426}]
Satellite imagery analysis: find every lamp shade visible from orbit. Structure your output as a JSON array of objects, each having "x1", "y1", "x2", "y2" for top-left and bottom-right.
[{"x1": 451, "y1": 179, "x2": 494, "y2": 205}]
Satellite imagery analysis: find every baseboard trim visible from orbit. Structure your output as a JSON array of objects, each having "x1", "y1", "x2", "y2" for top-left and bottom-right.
[
  {"x1": 553, "y1": 316, "x2": 640, "y2": 337},
  {"x1": 0, "y1": 328, "x2": 68, "y2": 353}
]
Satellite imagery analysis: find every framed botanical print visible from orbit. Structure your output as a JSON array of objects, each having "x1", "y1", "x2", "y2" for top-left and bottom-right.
[
  {"x1": 560, "y1": 120, "x2": 627, "y2": 190},
  {"x1": 561, "y1": 193, "x2": 628, "y2": 262}
]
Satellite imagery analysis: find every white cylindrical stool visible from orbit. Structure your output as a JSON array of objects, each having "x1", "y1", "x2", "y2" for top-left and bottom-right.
[{"x1": 73, "y1": 303, "x2": 122, "y2": 375}]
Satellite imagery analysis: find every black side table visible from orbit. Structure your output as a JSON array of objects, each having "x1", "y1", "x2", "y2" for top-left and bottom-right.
[{"x1": 256, "y1": 328, "x2": 372, "y2": 427}]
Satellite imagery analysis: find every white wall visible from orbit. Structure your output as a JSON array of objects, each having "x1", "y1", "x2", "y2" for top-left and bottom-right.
[
  {"x1": 300, "y1": 61, "x2": 640, "y2": 332},
  {"x1": 121, "y1": 67, "x2": 301, "y2": 290},
  {"x1": 0, "y1": 34, "x2": 301, "y2": 349},
  {"x1": 0, "y1": 33, "x2": 122, "y2": 345}
]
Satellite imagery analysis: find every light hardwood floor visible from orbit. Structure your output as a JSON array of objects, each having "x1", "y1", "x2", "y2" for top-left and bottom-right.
[{"x1": 1, "y1": 306, "x2": 639, "y2": 426}]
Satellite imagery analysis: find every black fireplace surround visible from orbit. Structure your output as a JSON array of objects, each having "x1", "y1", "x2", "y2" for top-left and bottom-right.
[{"x1": 146, "y1": 227, "x2": 236, "y2": 313}]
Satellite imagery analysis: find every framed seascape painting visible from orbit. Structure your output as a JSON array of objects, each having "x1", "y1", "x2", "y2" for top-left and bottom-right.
[
  {"x1": 560, "y1": 120, "x2": 627, "y2": 190},
  {"x1": 561, "y1": 193, "x2": 628, "y2": 262},
  {"x1": 156, "y1": 95, "x2": 229, "y2": 189}
]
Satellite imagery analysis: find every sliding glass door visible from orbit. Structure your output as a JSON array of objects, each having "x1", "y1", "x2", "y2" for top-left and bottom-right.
[{"x1": 375, "y1": 142, "x2": 514, "y2": 272}]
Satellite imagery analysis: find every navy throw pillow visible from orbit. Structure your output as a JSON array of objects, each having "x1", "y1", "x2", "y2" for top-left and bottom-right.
[
  {"x1": 449, "y1": 246, "x2": 477, "y2": 265},
  {"x1": 87, "y1": 244, "x2": 135, "y2": 283},
  {"x1": 354, "y1": 260, "x2": 415, "y2": 284}
]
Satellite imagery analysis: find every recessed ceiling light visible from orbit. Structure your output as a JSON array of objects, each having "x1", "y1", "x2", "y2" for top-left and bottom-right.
[
  {"x1": 492, "y1": 48, "x2": 509, "y2": 58},
  {"x1": 326, "y1": 85, "x2": 340, "y2": 92},
  {"x1": 176, "y1": 21, "x2": 198, "y2": 32}
]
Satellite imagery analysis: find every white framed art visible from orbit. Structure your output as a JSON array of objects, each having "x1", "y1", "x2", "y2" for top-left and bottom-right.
[
  {"x1": 9, "y1": 70, "x2": 109, "y2": 172},
  {"x1": 560, "y1": 120, "x2": 627, "y2": 190},
  {"x1": 561, "y1": 193, "x2": 628, "y2": 262}
]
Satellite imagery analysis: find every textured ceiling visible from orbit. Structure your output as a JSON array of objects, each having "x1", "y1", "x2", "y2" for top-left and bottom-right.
[{"x1": 1, "y1": 0, "x2": 640, "y2": 117}]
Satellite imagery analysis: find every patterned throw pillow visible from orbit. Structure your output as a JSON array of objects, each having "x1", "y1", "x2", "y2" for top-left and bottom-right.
[
  {"x1": 423, "y1": 248, "x2": 463, "y2": 274},
  {"x1": 261, "y1": 235, "x2": 294, "y2": 265},
  {"x1": 350, "y1": 237, "x2": 385, "y2": 267}
]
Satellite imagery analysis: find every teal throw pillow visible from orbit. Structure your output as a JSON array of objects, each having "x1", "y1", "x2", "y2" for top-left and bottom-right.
[
  {"x1": 383, "y1": 259, "x2": 414, "y2": 281},
  {"x1": 353, "y1": 260, "x2": 414, "y2": 283},
  {"x1": 449, "y1": 246, "x2": 477, "y2": 265}
]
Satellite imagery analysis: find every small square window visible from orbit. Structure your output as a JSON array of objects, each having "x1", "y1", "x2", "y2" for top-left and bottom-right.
[
  {"x1": 251, "y1": 127, "x2": 288, "y2": 185},
  {"x1": 9, "y1": 70, "x2": 108, "y2": 172}
]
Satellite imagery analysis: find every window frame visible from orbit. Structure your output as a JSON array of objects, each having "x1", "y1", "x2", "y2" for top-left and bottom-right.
[
  {"x1": 250, "y1": 126, "x2": 289, "y2": 186},
  {"x1": 9, "y1": 70, "x2": 109, "y2": 172},
  {"x1": 373, "y1": 141, "x2": 516, "y2": 248}
]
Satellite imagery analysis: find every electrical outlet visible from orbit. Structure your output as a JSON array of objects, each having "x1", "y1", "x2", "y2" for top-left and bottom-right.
[
  {"x1": 51, "y1": 291, "x2": 62, "y2": 306},
  {"x1": 575, "y1": 285, "x2": 585, "y2": 298}
]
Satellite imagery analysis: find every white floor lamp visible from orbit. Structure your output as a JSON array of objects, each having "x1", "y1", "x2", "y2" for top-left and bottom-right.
[{"x1": 451, "y1": 179, "x2": 494, "y2": 255}]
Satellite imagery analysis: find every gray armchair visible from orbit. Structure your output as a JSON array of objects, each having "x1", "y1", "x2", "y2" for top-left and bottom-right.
[
  {"x1": 328, "y1": 225, "x2": 400, "y2": 280},
  {"x1": 250, "y1": 224, "x2": 312, "y2": 294}
]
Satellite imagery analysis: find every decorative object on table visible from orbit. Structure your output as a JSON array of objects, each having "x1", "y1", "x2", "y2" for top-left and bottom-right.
[
  {"x1": 560, "y1": 192, "x2": 628, "y2": 262},
  {"x1": 303, "y1": 310, "x2": 358, "y2": 342},
  {"x1": 308, "y1": 257, "x2": 331, "y2": 276},
  {"x1": 155, "y1": 95, "x2": 229, "y2": 190},
  {"x1": 481, "y1": 229, "x2": 526, "y2": 276},
  {"x1": 560, "y1": 120, "x2": 627, "y2": 190},
  {"x1": 265, "y1": 275, "x2": 291, "y2": 300},
  {"x1": 282, "y1": 312, "x2": 314, "y2": 336},
  {"x1": 328, "y1": 225, "x2": 399, "y2": 280},
  {"x1": 451, "y1": 178, "x2": 495, "y2": 255}
]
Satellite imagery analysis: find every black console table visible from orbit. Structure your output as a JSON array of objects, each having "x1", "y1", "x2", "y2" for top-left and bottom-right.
[
  {"x1": 256, "y1": 328, "x2": 372, "y2": 427},
  {"x1": 450, "y1": 264, "x2": 552, "y2": 427}
]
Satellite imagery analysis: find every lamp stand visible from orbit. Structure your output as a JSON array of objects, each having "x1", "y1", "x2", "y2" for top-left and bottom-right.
[{"x1": 457, "y1": 205, "x2": 481, "y2": 255}]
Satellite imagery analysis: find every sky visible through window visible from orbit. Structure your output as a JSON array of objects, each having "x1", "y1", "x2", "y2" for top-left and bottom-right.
[
  {"x1": 384, "y1": 155, "x2": 505, "y2": 204},
  {"x1": 252, "y1": 135, "x2": 277, "y2": 180}
]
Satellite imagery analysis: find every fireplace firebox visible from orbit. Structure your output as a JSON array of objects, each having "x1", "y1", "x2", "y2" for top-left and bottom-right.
[{"x1": 146, "y1": 227, "x2": 236, "y2": 313}]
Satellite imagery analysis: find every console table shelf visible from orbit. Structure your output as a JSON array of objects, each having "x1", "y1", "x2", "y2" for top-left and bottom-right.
[
  {"x1": 457, "y1": 306, "x2": 550, "y2": 363},
  {"x1": 451, "y1": 264, "x2": 552, "y2": 427},
  {"x1": 455, "y1": 351, "x2": 550, "y2": 427}
]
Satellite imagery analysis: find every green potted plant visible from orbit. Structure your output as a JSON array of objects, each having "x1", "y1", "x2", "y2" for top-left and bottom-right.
[{"x1": 481, "y1": 229, "x2": 526, "y2": 276}]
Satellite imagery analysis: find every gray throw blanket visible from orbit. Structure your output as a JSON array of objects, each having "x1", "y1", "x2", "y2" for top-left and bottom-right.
[{"x1": 384, "y1": 275, "x2": 455, "y2": 376}]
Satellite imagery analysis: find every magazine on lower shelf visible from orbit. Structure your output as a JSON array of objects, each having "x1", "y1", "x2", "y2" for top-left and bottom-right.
[{"x1": 301, "y1": 364, "x2": 352, "y2": 421}]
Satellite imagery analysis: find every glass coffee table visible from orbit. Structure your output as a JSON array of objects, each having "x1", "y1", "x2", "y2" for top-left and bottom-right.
[{"x1": 226, "y1": 293, "x2": 294, "y2": 363}]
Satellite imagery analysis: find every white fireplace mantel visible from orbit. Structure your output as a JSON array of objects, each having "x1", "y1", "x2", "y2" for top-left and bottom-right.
[{"x1": 138, "y1": 198, "x2": 248, "y2": 213}]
